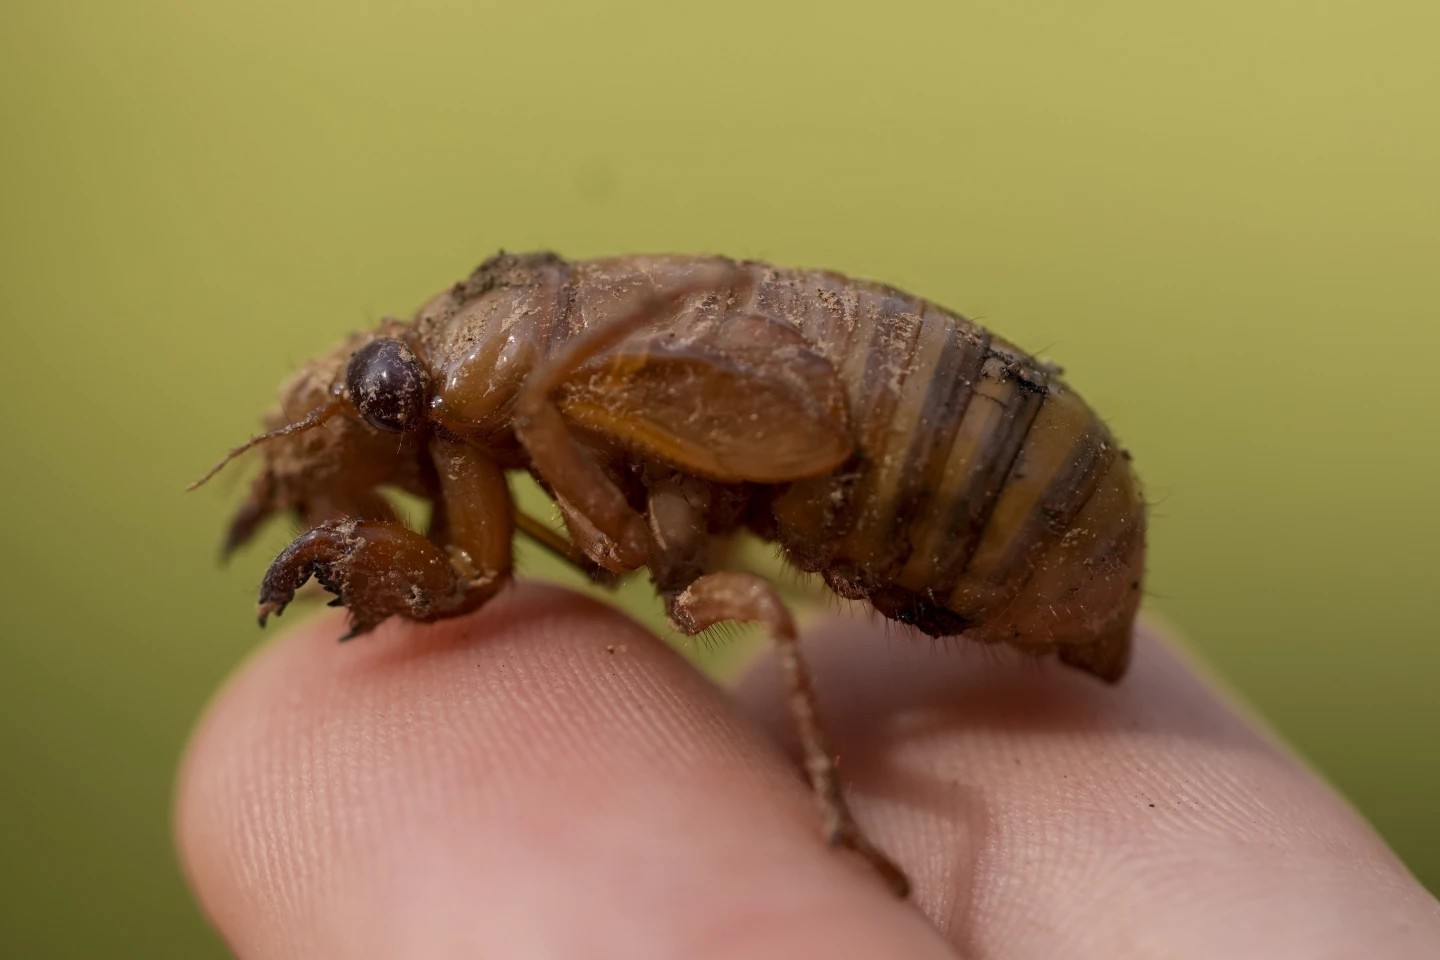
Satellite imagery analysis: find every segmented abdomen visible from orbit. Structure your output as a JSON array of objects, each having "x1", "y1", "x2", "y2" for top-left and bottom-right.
[{"x1": 754, "y1": 264, "x2": 1145, "y2": 671}]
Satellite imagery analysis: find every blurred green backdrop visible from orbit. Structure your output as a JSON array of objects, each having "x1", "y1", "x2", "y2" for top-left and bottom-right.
[{"x1": 3, "y1": 1, "x2": 1437, "y2": 955}]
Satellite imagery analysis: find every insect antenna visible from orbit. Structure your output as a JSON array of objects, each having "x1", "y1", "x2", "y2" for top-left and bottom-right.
[{"x1": 186, "y1": 402, "x2": 340, "y2": 491}]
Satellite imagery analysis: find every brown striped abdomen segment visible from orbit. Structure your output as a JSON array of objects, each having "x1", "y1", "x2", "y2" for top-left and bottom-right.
[{"x1": 768, "y1": 269, "x2": 1146, "y2": 681}]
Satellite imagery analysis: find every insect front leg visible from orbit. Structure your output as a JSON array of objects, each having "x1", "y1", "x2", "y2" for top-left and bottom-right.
[
  {"x1": 257, "y1": 437, "x2": 514, "y2": 638},
  {"x1": 645, "y1": 480, "x2": 910, "y2": 898}
]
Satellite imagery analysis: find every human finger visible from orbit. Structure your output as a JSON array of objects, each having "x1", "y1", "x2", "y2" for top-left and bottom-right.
[
  {"x1": 176, "y1": 585, "x2": 956, "y2": 959},
  {"x1": 733, "y1": 618, "x2": 1440, "y2": 958}
]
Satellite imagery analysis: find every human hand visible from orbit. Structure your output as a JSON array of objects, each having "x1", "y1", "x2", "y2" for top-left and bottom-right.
[{"x1": 177, "y1": 585, "x2": 1440, "y2": 958}]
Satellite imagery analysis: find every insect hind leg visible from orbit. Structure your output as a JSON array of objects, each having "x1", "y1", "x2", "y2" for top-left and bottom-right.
[{"x1": 668, "y1": 571, "x2": 912, "y2": 898}]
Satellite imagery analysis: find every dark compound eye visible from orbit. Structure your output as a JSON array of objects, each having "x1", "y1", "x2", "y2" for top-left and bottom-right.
[{"x1": 345, "y1": 338, "x2": 431, "y2": 433}]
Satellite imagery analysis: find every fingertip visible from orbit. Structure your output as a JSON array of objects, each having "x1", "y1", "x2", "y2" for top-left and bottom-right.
[
  {"x1": 177, "y1": 584, "x2": 680, "y2": 957},
  {"x1": 177, "y1": 585, "x2": 956, "y2": 959}
]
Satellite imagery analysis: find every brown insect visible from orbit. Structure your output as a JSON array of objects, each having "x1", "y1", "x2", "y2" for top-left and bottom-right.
[{"x1": 196, "y1": 252, "x2": 1147, "y2": 898}]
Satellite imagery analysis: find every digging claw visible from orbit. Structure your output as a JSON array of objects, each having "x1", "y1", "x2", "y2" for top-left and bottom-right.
[
  {"x1": 251, "y1": 517, "x2": 497, "y2": 640},
  {"x1": 255, "y1": 519, "x2": 360, "y2": 630},
  {"x1": 256, "y1": 599, "x2": 285, "y2": 627}
]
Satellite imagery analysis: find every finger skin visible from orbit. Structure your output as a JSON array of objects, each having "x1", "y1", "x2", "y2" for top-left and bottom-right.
[
  {"x1": 176, "y1": 585, "x2": 955, "y2": 960},
  {"x1": 734, "y1": 619, "x2": 1440, "y2": 959}
]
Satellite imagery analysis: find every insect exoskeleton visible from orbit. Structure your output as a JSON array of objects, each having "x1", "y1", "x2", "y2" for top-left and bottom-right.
[{"x1": 197, "y1": 251, "x2": 1147, "y2": 898}]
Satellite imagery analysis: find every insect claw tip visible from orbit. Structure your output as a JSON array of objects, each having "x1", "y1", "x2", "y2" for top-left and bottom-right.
[{"x1": 256, "y1": 600, "x2": 284, "y2": 627}]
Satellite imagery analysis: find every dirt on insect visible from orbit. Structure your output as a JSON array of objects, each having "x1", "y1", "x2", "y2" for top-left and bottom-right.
[{"x1": 194, "y1": 251, "x2": 1147, "y2": 898}]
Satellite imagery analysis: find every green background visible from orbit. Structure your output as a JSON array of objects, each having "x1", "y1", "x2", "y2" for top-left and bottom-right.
[{"x1": 3, "y1": 1, "x2": 1436, "y2": 955}]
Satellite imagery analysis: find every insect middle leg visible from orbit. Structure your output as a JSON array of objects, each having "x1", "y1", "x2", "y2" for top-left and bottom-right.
[
  {"x1": 513, "y1": 510, "x2": 620, "y2": 587},
  {"x1": 512, "y1": 265, "x2": 740, "y2": 572}
]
